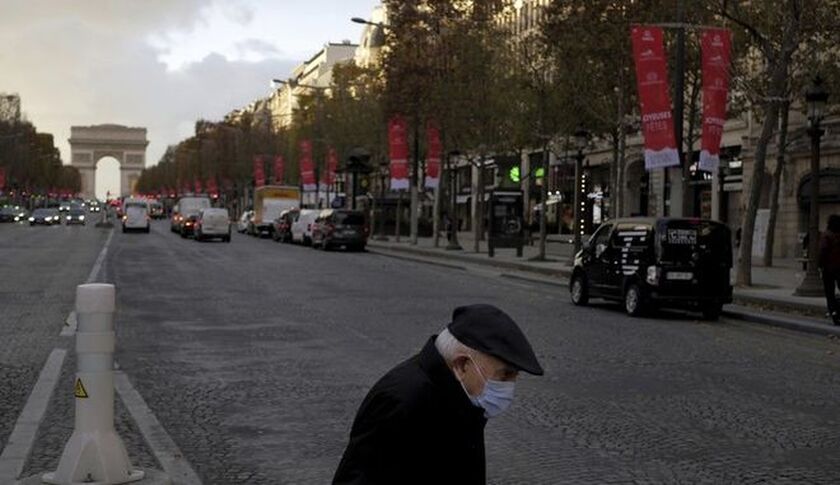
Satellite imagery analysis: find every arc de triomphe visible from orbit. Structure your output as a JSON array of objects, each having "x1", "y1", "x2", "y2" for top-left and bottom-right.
[{"x1": 69, "y1": 124, "x2": 148, "y2": 199}]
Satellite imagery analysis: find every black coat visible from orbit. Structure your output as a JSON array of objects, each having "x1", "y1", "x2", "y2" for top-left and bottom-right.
[{"x1": 333, "y1": 336, "x2": 487, "y2": 485}]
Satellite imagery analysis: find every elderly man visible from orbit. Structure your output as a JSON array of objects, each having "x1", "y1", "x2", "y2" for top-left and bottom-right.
[{"x1": 333, "y1": 304, "x2": 543, "y2": 485}]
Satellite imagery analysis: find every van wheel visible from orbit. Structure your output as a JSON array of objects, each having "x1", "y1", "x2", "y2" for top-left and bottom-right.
[
  {"x1": 570, "y1": 274, "x2": 589, "y2": 306},
  {"x1": 701, "y1": 303, "x2": 722, "y2": 321},
  {"x1": 624, "y1": 284, "x2": 646, "y2": 317}
]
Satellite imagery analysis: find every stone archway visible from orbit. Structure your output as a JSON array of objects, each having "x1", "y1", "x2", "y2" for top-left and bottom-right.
[{"x1": 69, "y1": 124, "x2": 148, "y2": 199}]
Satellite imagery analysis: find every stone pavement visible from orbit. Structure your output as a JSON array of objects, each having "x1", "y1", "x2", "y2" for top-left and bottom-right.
[{"x1": 368, "y1": 231, "x2": 839, "y2": 333}]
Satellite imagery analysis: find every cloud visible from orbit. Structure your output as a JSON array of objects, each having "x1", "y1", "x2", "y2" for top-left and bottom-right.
[{"x1": 0, "y1": 0, "x2": 298, "y2": 174}]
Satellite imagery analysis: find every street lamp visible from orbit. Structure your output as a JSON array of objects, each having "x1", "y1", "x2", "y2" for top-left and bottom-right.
[
  {"x1": 446, "y1": 150, "x2": 463, "y2": 250},
  {"x1": 376, "y1": 159, "x2": 389, "y2": 241},
  {"x1": 795, "y1": 75, "x2": 830, "y2": 297},
  {"x1": 570, "y1": 126, "x2": 590, "y2": 264}
]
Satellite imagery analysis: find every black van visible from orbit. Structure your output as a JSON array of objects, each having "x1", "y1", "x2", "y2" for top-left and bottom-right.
[{"x1": 569, "y1": 217, "x2": 733, "y2": 319}]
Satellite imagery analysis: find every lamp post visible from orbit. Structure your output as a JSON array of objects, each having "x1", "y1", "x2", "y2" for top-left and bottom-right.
[
  {"x1": 795, "y1": 76, "x2": 830, "y2": 297},
  {"x1": 376, "y1": 159, "x2": 389, "y2": 241},
  {"x1": 446, "y1": 150, "x2": 462, "y2": 250},
  {"x1": 570, "y1": 126, "x2": 590, "y2": 264}
]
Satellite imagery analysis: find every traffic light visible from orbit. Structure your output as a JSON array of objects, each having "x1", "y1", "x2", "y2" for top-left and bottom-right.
[{"x1": 508, "y1": 166, "x2": 521, "y2": 183}]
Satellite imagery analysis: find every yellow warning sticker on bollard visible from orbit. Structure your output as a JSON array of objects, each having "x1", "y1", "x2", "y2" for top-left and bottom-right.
[{"x1": 74, "y1": 378, "x2": 89, "y2": 398}]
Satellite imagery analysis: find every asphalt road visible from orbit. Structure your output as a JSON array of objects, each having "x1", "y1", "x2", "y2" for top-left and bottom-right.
[{"x1": 4, "y1": 219, "x2": 840, "y2": 484}]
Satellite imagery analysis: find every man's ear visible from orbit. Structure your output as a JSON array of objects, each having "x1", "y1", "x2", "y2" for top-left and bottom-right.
[{"x1": 451, "y1": 355, "x2": 470, "y2": 377}]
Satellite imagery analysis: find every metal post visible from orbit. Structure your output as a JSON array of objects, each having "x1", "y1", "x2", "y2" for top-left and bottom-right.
[
  {"x1": 410, "y1": 122, "x2": 420, "y2": 245},
  {"x1": 376, "y1": 171, "x2": 388, "y2": 241},
  {"x1": 569, "y1": 150, "x2": 584, "y2": 264},
  {"x1": 447, "y1": 154, "x2": 462, "y2": 250},
  {"x1": 795, "y1": 125, "x2": 825, "y2": 296},
  {"x1": 395, "y1": 191, "x2": 402, "y2": 242},
  {"x1": 43, "y1": 284, "x2": 144, "y2": 484},
  {"x1": 674, "y1": 0, "x2": 689, "y2": 217}
]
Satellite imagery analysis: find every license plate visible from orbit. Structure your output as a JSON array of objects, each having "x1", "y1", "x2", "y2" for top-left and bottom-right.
[{"x1": 666, "y1": 272, "x2": 693, "y2": 281}]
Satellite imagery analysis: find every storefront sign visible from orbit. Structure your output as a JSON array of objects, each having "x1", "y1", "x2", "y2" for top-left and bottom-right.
[
  {"x1": 699, "y1": 29, "x2": 733, "y2": 172},
  {"x1": 631, "y1": 26, "x2": 680, "y2": 170}
]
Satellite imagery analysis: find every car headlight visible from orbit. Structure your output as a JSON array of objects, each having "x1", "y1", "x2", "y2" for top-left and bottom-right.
[
  {"x1": 80, "y1": 215, "x2": 85, "y2": 221},
  {"x1": 28, "y1": 217, "x2": 34, "y2": 222},
  {"x1": 14, "y1": 216, "x2": 20, "y2": 221},
  {"x1": 66, "y1": 216, "x2": 72, "y2": 221}
]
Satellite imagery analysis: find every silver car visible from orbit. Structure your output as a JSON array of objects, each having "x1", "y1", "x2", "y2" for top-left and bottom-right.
[{"x1": 195, "y1": 208, "x2": 231, "y2": 242}]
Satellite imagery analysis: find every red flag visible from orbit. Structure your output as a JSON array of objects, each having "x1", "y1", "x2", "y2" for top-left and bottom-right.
[
  {"x1": 300, "y1": 140, "x2": 316, "y2": 192},
  {"x1": 0, "y1": 167, "x2": 6, "y2": 191},
  {"x1": 631, "y1": 26, "x2": 679, "y2": 170},
  {"x1": 699, "y1": 29, "x2": 732, "y2": 172},
  {"x1": 388, "y1": 115, "x2": 409, "y2": 190},
  {"x1": 194, "y1": 178, "x2": 203, "y2": 194},
  {"x1": 254, "y1": 155, "x2": 266, "y2": 187},
  {"x1": 273, "y1": 156, "x2": 285, "y2": 184},
  {"x1": 425, "y1": 120, "x2": 441, "y2": 189}
]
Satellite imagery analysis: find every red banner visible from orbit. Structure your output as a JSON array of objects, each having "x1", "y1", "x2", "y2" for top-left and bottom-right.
[
  {"x1": 388, "y1": 115, "x2": 409, "y2": 190},
  {"x1": 0, "y1": 167, "x2": 5, "y2": 191},
  {"x1": 206, "y1": 178, "x2": 218, "y2": 197},
  {"x1": 699, "y1": 29, "x2": 732, "y2": 172},
  {"x1": 254, "y1": 155, "x2": 266, "y2": 188},
  {"x1": 425, "y1": 120, "x2": 441, "y2": 189},
  {"x1": 273, "y1": 156, "x2": 285, "y2": 184},
  {"x1": 631, "y1": 26, "x2": 679, "y2": 170},
  {"x1": 299, "y1": 140, "x2": 316, "y2": 192},
  {"x1": 194, "y1": 178, "x2": 203, "y2": 194}
]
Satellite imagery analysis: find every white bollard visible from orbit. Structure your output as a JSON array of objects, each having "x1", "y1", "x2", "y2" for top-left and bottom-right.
[{"x1": 42, "y1": 284, "x2": 144, "y2": 485}]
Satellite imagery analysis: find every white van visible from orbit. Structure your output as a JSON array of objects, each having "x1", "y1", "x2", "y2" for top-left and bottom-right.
[
  {"x1": 291, "y1": 209, "x2": 320, "y2": 245},
  {"x1": 195, "y1": 208, "x2": 231, "y2": 242},
  {"x1": 122, "y1": 199, "x2": 150, "y2": 233}
]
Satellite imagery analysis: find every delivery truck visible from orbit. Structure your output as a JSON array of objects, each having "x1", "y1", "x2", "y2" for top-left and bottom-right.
[{"x1": 250, "y1": 185, "x2": 301, "y2": 237}]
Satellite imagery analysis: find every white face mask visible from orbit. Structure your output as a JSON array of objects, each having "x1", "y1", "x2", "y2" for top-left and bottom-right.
[{"x1": 458, "y1": 356, "x2": 516, "y2": 419}]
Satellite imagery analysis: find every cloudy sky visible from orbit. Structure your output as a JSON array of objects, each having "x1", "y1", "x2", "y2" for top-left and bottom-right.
[{"x1": 0, "y1": 0, "x2": 378, "y2": 198}]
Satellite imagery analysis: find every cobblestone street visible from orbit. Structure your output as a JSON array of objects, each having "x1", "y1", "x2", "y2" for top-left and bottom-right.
[{"x1": 3, "y1": 221, "x2": 840, "y2": 484}]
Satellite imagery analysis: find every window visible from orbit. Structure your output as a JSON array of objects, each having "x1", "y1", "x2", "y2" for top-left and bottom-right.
[{"x1": 589, "y1": 223, "x2": 612, "y2": 249}]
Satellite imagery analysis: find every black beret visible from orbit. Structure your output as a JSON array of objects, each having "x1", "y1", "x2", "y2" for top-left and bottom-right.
[{"x1": 447, "y1": 304, "x2": 544, "y2": 376}]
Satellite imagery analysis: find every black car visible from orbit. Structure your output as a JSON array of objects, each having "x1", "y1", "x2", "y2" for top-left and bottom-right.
[
  {"x1": 29, "y1": 208, "x2": 61, "y2": 226},
  {"x1": 569, "y1": 217, "x2": 733, "y2": 320},
  {"x1": 65, "y1": 208, "x2": 87, "y2": 225},
  {"x1": 180, "y1": 213, "x2": 199, "y2": 238},
  {"x1": 311, "y1": 209, "x2": 368, "y2": 251},
  {"x1": 0, "y1": 206, "x2": 28, "y2": 223}
]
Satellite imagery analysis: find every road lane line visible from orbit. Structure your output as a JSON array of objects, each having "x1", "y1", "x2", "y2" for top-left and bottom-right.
[
  {"x1": 0, "y1": 349, "x2": 67, "y2": 483},
  {"x1": 59, "y1": 311, "x2": 77, "y2": 337},
  {"x1": 114, "y1": 369, "x2": 203, "y2": 485},
  {"x1": 86, "y1": 228, "x2": 115, "y2": 284}
]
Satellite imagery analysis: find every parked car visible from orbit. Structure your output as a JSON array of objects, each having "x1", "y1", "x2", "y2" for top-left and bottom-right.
[
  {"x1": 122, "y1": 200, "x2": 150, "y2": 233},
  {"x1": 29, "y1": 208, "x2": 61, "y2": 225},
  {"x1": 569, "y1": 217, "x2": 733, "y2": 320},
  {"x1": 311, "y1": 209, "x2": 368, "y2": 251},
  {"x1": 0, "y1": 206, "x2": 28, "y2": 223},
  {"x1": 290, "y1": 209, "x2": 320, "y2": 245},
  {"x1": 271, "y1": 209, "x2": 298, "y2": 242},
  {"x1": 65, "y1": 208, "x2": 87, "y2": 225},
  {"x1": 237, "y1": 210, "x2": 254, "y2": 234},
  {"x1": 58, "y1": 202, "x2": 72, "y2": 213},
  {"x1": 194, "y1": 208, "x2": 231, "y2": 242}
]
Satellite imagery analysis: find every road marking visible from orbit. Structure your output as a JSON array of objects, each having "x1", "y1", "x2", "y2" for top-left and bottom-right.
[
  {"x1": 0, "y1": 349, "x2": 67, "y2": 483},
  {"x1": 114, "y1": 369, "x2": 203, "y2": 485},
  {"x1": 86, "y1": 228, "x2": 114, "y2": 284}
]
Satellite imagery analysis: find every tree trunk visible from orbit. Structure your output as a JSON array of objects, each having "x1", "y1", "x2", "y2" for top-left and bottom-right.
[
  {"x1": 537, "y1": 145, "x2": 549, "y2": 260},
  {"x1": 473, "y1": 159, "x2": 483, "y2": 253},
  {"x1": 736, "y1": 57, "x2": 793, "y2": 286},
  {"x1": 763, "y1": 100, "x2": 791, "y2": 267},
  {"x1": 617, "y1": 127, "x2": 627, "y2": 218},
  {"x1": 610, "y1": 131, "x2": 620, "y2": 220},
  {"x1": 682, "y1": 73, "x2": 702, "y2": 217}
]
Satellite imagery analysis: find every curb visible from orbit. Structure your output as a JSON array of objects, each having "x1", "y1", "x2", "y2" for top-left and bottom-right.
[
  {"x1": 723, "y1": 305, "x2": 840, "y2": 338},
  {"x1": 367, "y1": 242, "x2": 572, "y2": 278}
]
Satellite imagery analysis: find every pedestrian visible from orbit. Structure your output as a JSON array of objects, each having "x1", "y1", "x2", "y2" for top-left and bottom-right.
[
  {"x1": 819, "y1": 214, "x2": 840, "y2": 325},
  {"x1": 333, "y1": 304, "x2": 544, "y2": 485}
]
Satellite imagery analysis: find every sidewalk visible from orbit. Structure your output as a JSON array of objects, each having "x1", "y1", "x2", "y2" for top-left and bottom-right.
[{"x1": 368, "y1": 231, "x2": 840, "y2": 337}]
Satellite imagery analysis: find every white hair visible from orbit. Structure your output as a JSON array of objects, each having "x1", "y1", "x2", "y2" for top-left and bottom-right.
[{"x1": 435, "y1": 328, "x2": 473, "y2": 364}]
